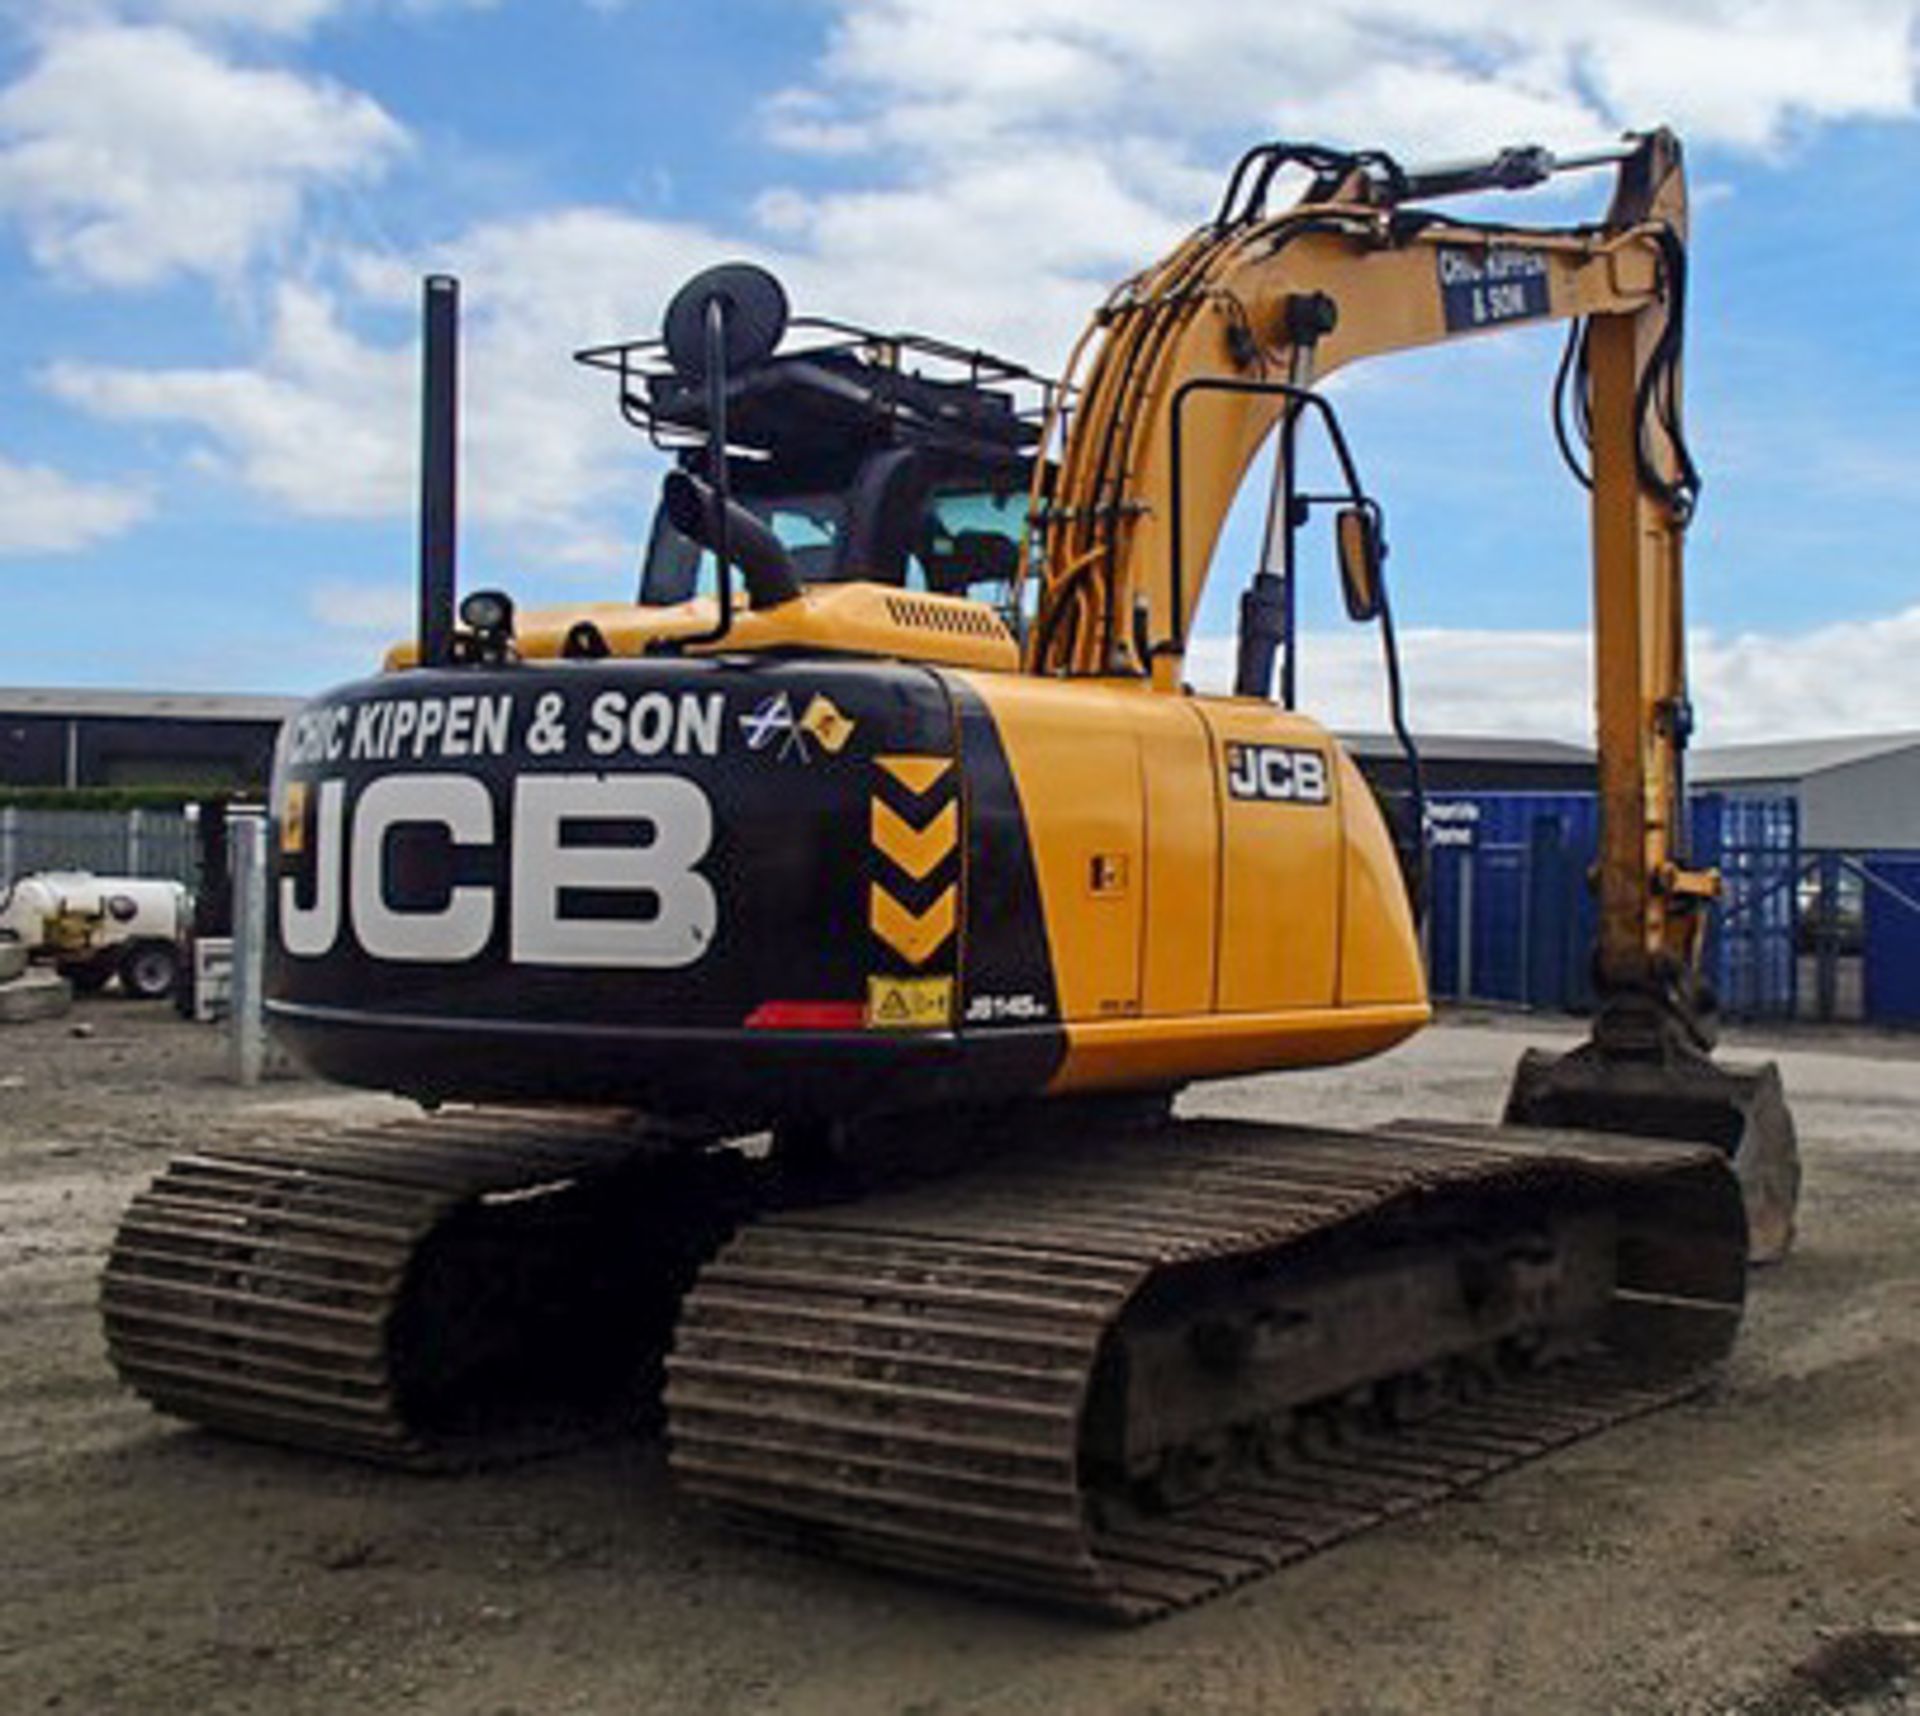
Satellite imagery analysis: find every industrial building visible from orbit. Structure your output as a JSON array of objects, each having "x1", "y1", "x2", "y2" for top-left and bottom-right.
[
  {"x1": 1339, "y1": 732, "x2": 1595, "y2": 794},
  {"x1": 1692, "y1": 732, "x2": 1920, "y2": 851},
  {"x1": 0, "y1": 688, "x2": 299, "y2": 791}
]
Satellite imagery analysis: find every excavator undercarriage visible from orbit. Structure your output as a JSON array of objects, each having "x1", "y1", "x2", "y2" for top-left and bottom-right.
[{"x1": 105, "y1": 1103, "x2": 1747, "y2": 1620}]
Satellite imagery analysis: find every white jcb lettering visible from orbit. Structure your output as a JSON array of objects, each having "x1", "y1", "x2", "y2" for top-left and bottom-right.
[
  {"x1": 510, "y1": 774, "x2": 715, "y2": 968},
  {"x1": 1294, "y1": 750, "x2": 1328, "y2": 802},
  {"x1": 348, "y1": 774, "x2": 495, "y2": 962},
  {"x1": 388, "y1": 701, "x2": 419, "y2": 756},
  {"x1": 279, "y1": 779, "x2": 344, "y2": 956},
  {"x1": 413, "y1": 698, "x2": 446, "y2": 757},
  {"x1": 1225, "y1": 744, "x2": 1331, "y2": 805},
  {"x1": 278, "y1": 772, "x2": 720, "y2": 967}
]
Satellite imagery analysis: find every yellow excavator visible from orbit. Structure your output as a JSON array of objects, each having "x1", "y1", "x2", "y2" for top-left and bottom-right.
[{"x1": 104, "y1": 127, "x2": 1799, "y2": 1619}]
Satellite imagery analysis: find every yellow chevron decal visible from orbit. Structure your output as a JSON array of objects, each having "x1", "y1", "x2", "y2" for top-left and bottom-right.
[
  {"x1": 871, "y1": 796, "x2": 958, "y2": 881},
  {"x1": 870, "y1": 882, "x2": 957, "y2": 967},
  {"x1": 876, "y1": 754, "x2": 953, "y2": 796}
]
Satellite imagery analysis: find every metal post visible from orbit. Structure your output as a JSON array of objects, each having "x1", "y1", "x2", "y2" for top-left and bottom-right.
[
  {"x1": 1816, "y1": 852, "x2": 1840, "y2": 1024},
  {"x1": 1457, "y1": 851, "x2": 1475, "y2": 1001},
  {"x1": 229, "y1": 813, "x2": 267, "y2": 1086},
  {"x1": 127, "y1": 806, "x2": 144, "y2": 875},
  {"x1": 0, "y1": 805, "x2": 16, "y2": 886}
]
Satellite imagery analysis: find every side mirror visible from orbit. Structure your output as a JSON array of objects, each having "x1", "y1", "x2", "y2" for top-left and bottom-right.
[
  {"x1": 1336, "y1": 505, "x2": 1384, "y2": 622},
  {"x1": 661, "y1": 262, "x2": 789, "y2": 379}
]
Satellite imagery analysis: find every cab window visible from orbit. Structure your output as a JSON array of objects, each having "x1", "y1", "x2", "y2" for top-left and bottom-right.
[
  {"x1": 641, "y1": 490, "x2": 847, "y2": 604},
  {"x1": 907, "y1": 489, "x2": 1026, "y2": 604}
]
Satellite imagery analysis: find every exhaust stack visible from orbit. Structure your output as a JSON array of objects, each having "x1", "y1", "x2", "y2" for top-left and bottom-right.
[{"x1": 417, "y1": 274, "x2": 459, "y2": 669}]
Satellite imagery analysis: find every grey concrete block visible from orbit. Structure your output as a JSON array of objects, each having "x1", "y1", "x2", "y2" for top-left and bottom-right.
[{"x1": 0, "y1": 970, "x2": 73, "y2": 1024}]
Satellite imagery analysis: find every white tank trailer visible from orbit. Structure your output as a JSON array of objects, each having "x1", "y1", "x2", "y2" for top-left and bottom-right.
[{"x1": 0, "y1": 873, "x2": 190, "y2": 999}]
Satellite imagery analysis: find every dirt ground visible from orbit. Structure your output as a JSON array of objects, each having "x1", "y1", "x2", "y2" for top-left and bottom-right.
[{"x1": 0, "y1": 1003, "x2": 1915, "y2": 1716}]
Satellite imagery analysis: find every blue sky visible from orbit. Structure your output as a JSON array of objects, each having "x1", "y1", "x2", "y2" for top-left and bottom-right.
[{"x1": 1, "y1": 0, "x2": 1916, "y2": 740}]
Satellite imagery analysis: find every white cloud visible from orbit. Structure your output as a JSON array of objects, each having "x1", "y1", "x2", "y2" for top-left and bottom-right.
[
  {"x1": 49, "y1": 212, "x2": 736, "y2": 538},
  {"x1": 48, "y1": 282, "x2": 416, "y2": 514},
  {"x1": 136, "y1": 0, "x2": 342, "y2": 32},
  {"x1": 308, "y1": 579, "x2": 412, "y2": 632},
  {"x1": 32, "y1": 0, "x2": 1915, "y2": 546},
  {"x1": 0, "y1": 454, "x2": 149, "y2": 554},
  {"x1": 788, "y1": 0, "x2": 1920, "y2": 164},
  {"x1": 1186, "y1": 604, "x2": 1920, "y2": 744},
  {"x1": 761, "y1": 88, "x2": 873, "y2": 157},
  {"x1": 26, "y1": 0, "x2": 1920, "y2": 675},
  {"x1": 42, "y1": 169, "x2": 1151, "y2": 548},
  {"x1": 0, "y1": 23, "x2": 407, "y2": 286}
]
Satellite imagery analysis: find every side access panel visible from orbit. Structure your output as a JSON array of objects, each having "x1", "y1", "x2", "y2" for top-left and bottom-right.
[
  {"x1": 946, "y1": 675, "x2": 1146, "y2": 1024},
  {"x1": 1193, "y1": 702, "x2": 1344, "y2": 1012}
]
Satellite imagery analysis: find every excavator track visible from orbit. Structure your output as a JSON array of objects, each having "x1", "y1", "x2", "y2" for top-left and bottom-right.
[
  {"x1": 666, "y1": 1118, "x2": 1747, "y2": 1621},
  {"x1": 103, "y1": 1110, "x2": 752, "y2": 1467}
]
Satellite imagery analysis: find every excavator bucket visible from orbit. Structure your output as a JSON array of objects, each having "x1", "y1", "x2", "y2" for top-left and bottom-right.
[{"x1": 1504, "y1": 1045, "x2": 1801, "y2": 1264}]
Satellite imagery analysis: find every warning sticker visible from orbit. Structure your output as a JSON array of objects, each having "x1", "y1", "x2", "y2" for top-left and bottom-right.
[
  {"x1": 1437, "y1": 246, "x2": 1551, "y2": 333},
  {"x1": 866, "y1": 974, "x2": 955, "y2": 1030}
]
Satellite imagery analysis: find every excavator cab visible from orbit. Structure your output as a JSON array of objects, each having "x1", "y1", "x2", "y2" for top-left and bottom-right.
[{"x1": 575, "y1": 270, "x2": 1053, "y2": 634}]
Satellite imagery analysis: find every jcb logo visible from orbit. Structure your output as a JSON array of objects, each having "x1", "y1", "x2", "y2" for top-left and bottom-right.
[
  {"x1": 1225, "y1": 744, "x2": 1330, "y2": 806},
  {"x1": 279, "y1": 772, "x2": 716, "y2": 967}
]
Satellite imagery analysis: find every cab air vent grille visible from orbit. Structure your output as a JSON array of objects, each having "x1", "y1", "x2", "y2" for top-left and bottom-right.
[{"x1": 884, "y1": 595, "x2": 1010, "y2": 641}]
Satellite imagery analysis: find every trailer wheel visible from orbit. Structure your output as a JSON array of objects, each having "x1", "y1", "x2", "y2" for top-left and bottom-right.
[{"x1": 120, "y1": 940, "x2": 180, "y2": 1001}]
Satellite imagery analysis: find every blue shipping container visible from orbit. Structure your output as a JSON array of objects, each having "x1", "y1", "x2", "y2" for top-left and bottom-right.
[
  {"x1": 1421, "y1": 788, "x2": 1797, "y2": 1020},
  {"x1": 1424, "y1": 792, "x2": 1598, "y2": 1011},
  {"x1": 1694, "y1": 792, "x2": 1800, "y2": 1021}
]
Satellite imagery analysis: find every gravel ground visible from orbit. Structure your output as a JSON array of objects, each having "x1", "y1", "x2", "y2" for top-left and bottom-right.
[{"x1": 0, "y1": 1003, "x2": 1914, "y2": 1715}]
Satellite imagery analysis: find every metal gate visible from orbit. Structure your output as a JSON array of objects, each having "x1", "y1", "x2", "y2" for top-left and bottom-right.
[
  {"x1": 1694, "y1": 793, "x2": 1800, "y2": 1022},
  {"x1": 0, "y1": 806, "x2": 195, "y2": 887},
  {"x1": 1861, "y1": 856, "x2": 1920, "y2": 1025}
]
